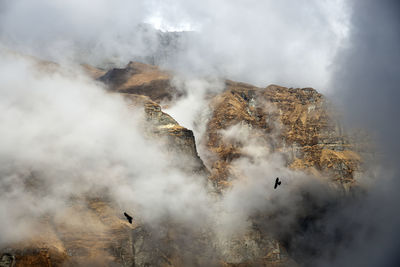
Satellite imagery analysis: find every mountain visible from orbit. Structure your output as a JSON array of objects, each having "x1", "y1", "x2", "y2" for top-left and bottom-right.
[{"x1": 0, "y1": 60, "x2": 363, "y2": 267}]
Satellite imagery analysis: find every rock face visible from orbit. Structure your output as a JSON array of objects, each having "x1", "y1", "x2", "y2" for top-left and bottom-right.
[
  {"x1": 122, "y1": 93, "x2": 208, "y2": 175},
  {"x1": 206, "y1": 81, "x2": 360, "y2": 188},
  {"x1": 1, "y1": 61, "x2": 362, "y2": 266}
]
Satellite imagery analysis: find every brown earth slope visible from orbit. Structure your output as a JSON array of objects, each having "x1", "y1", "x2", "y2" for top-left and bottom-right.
[{"x1": 99, "y1": 61, "x2": 179, "y2": 103}]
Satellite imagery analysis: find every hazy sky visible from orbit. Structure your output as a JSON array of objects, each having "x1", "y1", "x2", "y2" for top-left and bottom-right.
[{"x1": 0, "y1": 0, "x2": 350, "y2": 90}]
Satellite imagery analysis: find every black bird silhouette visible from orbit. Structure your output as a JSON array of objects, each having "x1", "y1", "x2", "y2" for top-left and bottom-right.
[
  {"x1": 124, "y1": 212, "x2": 133, "y2": 224},
  {"x1": 274, "y1": 177, "x2": 281, "y2": 189}
]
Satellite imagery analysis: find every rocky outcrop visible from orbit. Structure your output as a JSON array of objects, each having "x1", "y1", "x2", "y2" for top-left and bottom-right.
[
  {"x1": 122, "y1": 93, "x2": 208, "y2": 175},
  {"x1": 206, "y1": 81, "x2": 361, "y2": 188},
  {"x1": 262, "y1": 85, "x2": 359, "y2": 184},
  {"x1": 200, "y1": 81, "x2": 362, "y2": 266}
]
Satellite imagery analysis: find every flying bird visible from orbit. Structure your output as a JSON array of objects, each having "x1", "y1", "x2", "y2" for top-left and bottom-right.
[
  {"x1": 124, "y1": 212, "x2": 133, "y2": 224},
  {"x1": 274, "y1": 177, "x2": 281, "y2": 189}
]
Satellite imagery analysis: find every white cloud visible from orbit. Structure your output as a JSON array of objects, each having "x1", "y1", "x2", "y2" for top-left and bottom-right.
[{"x1": 0, "y1": 0, "x2": 351, "y2": 90}]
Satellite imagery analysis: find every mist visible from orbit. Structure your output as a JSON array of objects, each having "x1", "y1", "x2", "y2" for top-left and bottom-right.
[
  {"x1": 0, "y1": 49, "x2": 343, "y2": 266},
  {"x1": 0, "y1": 0, "x2": 399, "y2": 266},
  {"x1": 0, "y1": 50, "x2": 214, "y2": 245},
  {"x1": 321, "y1": 0, "x2": 400, "y2": 266},
  {"x1": 0, "y1": 0, "x2": 350, "y2": 89}
]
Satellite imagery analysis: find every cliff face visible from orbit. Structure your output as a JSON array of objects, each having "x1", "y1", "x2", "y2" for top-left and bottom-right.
[
  {"x1": 122, "y1": 93, "x2": 208, "y2": 175},
  {"x1": 0, "y1": 61, "x2": 362, "y2": 266},
  {"x1": 206, "y1": 81, "x2": 360, "y2": 189}
]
